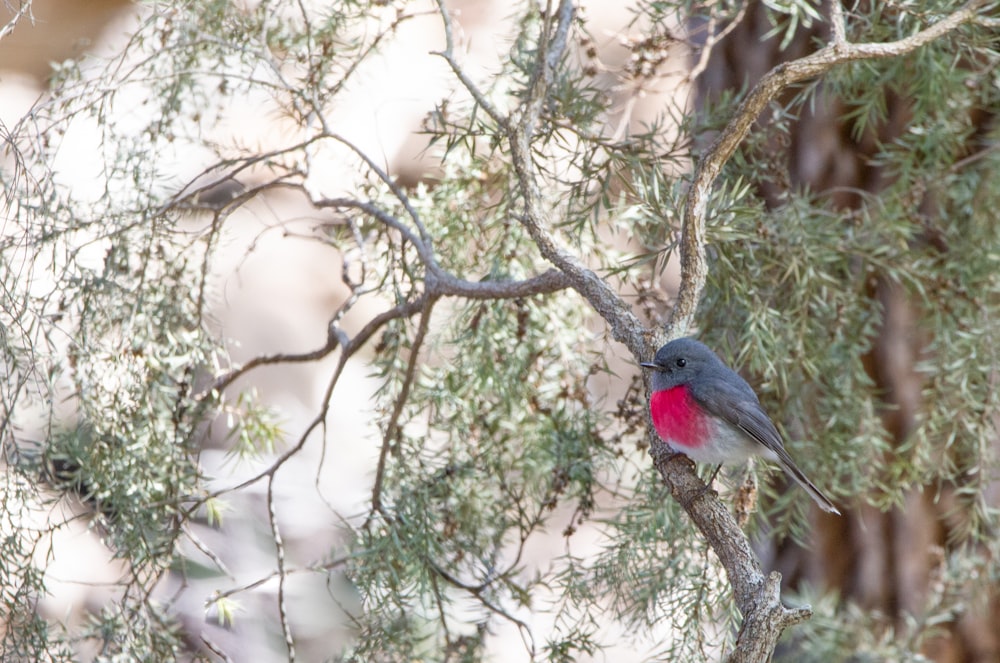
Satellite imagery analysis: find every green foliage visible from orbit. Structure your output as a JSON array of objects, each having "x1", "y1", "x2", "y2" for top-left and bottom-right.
[
  {"x1": 2, "y1": 0, "x2": 1000, "y2": 660},
  {"x1": 585, "y1": 477, "x2": 736, "y2": 658},
  {"x1": 790, "y1": 537, "x2": 1000, "y2": 662},
  {"x1": 697, "y1": 31, "x2": 1000, "y2": 539},
  {"x1": 350, "y1": 284, "x2": 620, "y2": 656}
]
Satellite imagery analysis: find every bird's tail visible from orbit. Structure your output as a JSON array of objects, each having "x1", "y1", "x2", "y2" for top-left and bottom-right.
[{"x1": 772, "y1": 446, "x2": 841, "y2": 515}]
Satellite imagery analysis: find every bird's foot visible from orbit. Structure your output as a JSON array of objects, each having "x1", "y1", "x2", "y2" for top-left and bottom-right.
[{"x1": 650, "y1": 442, "x2": 685, "y2": 466}]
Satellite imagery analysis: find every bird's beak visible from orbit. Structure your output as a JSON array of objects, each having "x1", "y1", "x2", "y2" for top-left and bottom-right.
[{"x1": 640, "y1": 361, "x2": 661, "y2": 370}]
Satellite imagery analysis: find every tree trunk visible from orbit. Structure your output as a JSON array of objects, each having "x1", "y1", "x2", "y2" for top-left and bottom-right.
[{"x1": 697, "y1": 3, "x2": 1000, "y2": 661}]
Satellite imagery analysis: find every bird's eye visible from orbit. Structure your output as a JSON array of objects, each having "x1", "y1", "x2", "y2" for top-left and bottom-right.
[{"x1": 675, "y1": 358, "x2": 686, "y2": 368}]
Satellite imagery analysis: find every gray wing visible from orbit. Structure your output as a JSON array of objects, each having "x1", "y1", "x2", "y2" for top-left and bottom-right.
[
  {"x1": 690, "y1": 371, "x2": 841, "y2": 514},
  {"x1": 688, "y1": 371, "x2": 785, "y2": 455}
]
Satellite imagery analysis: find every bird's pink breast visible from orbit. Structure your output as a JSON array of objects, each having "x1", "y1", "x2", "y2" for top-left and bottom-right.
[{"x1": 650, "y1": 386, "x2": 708, "y2": 450}]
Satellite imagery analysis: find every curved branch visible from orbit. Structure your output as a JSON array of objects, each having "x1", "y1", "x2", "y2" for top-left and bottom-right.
[
  {"x1": 433, "y1": 0, "x2": 507, "y2": 128},
  {"x1": 312, "y1": 197, "x2": 574, "y2": 298},
  {"x1": 654, "y1": 1, "x2": 990, "y2": 659},
  {"x1": 435, "y1": 0, "x2": 647, "y2": 354},
  {"x1": 326, "y1": 133, "x2": 434, "y2": 246},
  {"x1": 199, "y1": 189, "x2": 571, "y2": 400},
  {"x1": 670, "y1": 0, "x2": 989, "y2": 334},
  {"x1": 504, "y1": 4, "x2": 650, "y2": 358}
]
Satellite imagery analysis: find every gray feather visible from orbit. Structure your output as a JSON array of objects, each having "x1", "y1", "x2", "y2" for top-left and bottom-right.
[{"x1": 644, "y1": 337, "x2": 841, "y2": 515}]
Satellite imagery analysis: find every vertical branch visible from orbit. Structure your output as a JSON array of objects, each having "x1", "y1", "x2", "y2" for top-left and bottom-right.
[
  {"x1": 436, "y1": 0, "x2": 649, "y2": 356},
  {"x1": 520, "y1": 0, "x2": 575, "y2": 138},
  {"x1": 268, "y1": 474, "x2": 296, "y2": 661},
  {"x1": 506, "y1": 0, "x2": 651, "y2": 357},
  {"x1": 369, "y1": 296, "x2": 438, "y2": 518}
]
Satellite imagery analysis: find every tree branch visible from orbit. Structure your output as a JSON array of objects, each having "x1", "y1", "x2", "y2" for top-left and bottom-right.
[
  {"x1": 650, "y1": 441, "x2": 815, "y2": 661},
  {"x1": 687, "y1": 4, "x2": 749, "y2": 84},
  {"x1": 433, "y1": 0, "x2": 508, "y2": 128},
  {"x1": 199, "y1": 193, "x2": 571, "y2": 401},
  {"x1": 670, "y1": 0, "x2": 989, "y2": 334},
  {"x1": 653, "y1": 1, "x2": 990, "y2": 659},
  {"x1": 267, "y1": 473, "x2": 296, "y2": 661},
  {"x1": 520, "y1": 0, "x2": 575, "y2": 139},
  {"x1": 369, "y1": 295, "x2": 437, "y2": 518},
  {"x1": 326, "y1": 132, "x2": 434, "y2": 246},
  {"x1": 499, "y1": 2, "x2": 652, "y2": 358},
  {"x1": 0, "y1": 1, "x2": 32, "y2": 44},
  {"x1": 198, "y1": 295, "x2": 426, "y2": 499}
]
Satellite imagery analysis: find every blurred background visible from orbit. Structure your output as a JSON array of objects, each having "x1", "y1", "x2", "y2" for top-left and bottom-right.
[
  {"x1": 0, "y1": 1, "x2": 690, "y2": 660},
  {"x1": 3, "y1": 1, "x2": 999, "y2": 661}
]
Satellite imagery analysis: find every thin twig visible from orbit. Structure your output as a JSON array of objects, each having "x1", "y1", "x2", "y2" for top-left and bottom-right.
[
  {"x1": 687, "y1": 3, "x2": 749, "y2": 84},
  {"x1": 369, "y1": 295, "x2": 437, "y2": 518},
  {"x1": 200, "y1": 295, "x2": 426, "y2": 500},
  {"x1": 0, "y1": 1, "x2": 33, "y2": 43},
  {"x1": 182, "y1": 524, "x2": 234, "y2": 579},
  {"x1": 327, "y1": 133, "x2": 433, "y2": 246},
  {"x1": 267, "y1": 474, "x2": 295, "y2": 661},
  {"x1": 433, "y1": 0, "x2": 508, "y2": 127},
  {"x1": 209, "y1": 553, "x2": 353, "y2": 604},
  {"x1": 200, "y1": 636, "x2": 235, "y2": 663}
]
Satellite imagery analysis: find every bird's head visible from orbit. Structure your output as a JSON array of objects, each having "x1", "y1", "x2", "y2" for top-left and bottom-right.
[{"x1": 640, "y1": 337, "x2": 719, "y2": 392}]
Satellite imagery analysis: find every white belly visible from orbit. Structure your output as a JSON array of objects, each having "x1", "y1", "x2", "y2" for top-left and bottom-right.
[{"x1": 667, "y1": 418, "x2": 778, "y2": 466}]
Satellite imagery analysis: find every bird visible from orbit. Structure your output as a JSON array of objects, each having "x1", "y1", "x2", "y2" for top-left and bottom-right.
[{"x1": 641, "y1": 337, "x2": 841, "y2": 515}]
